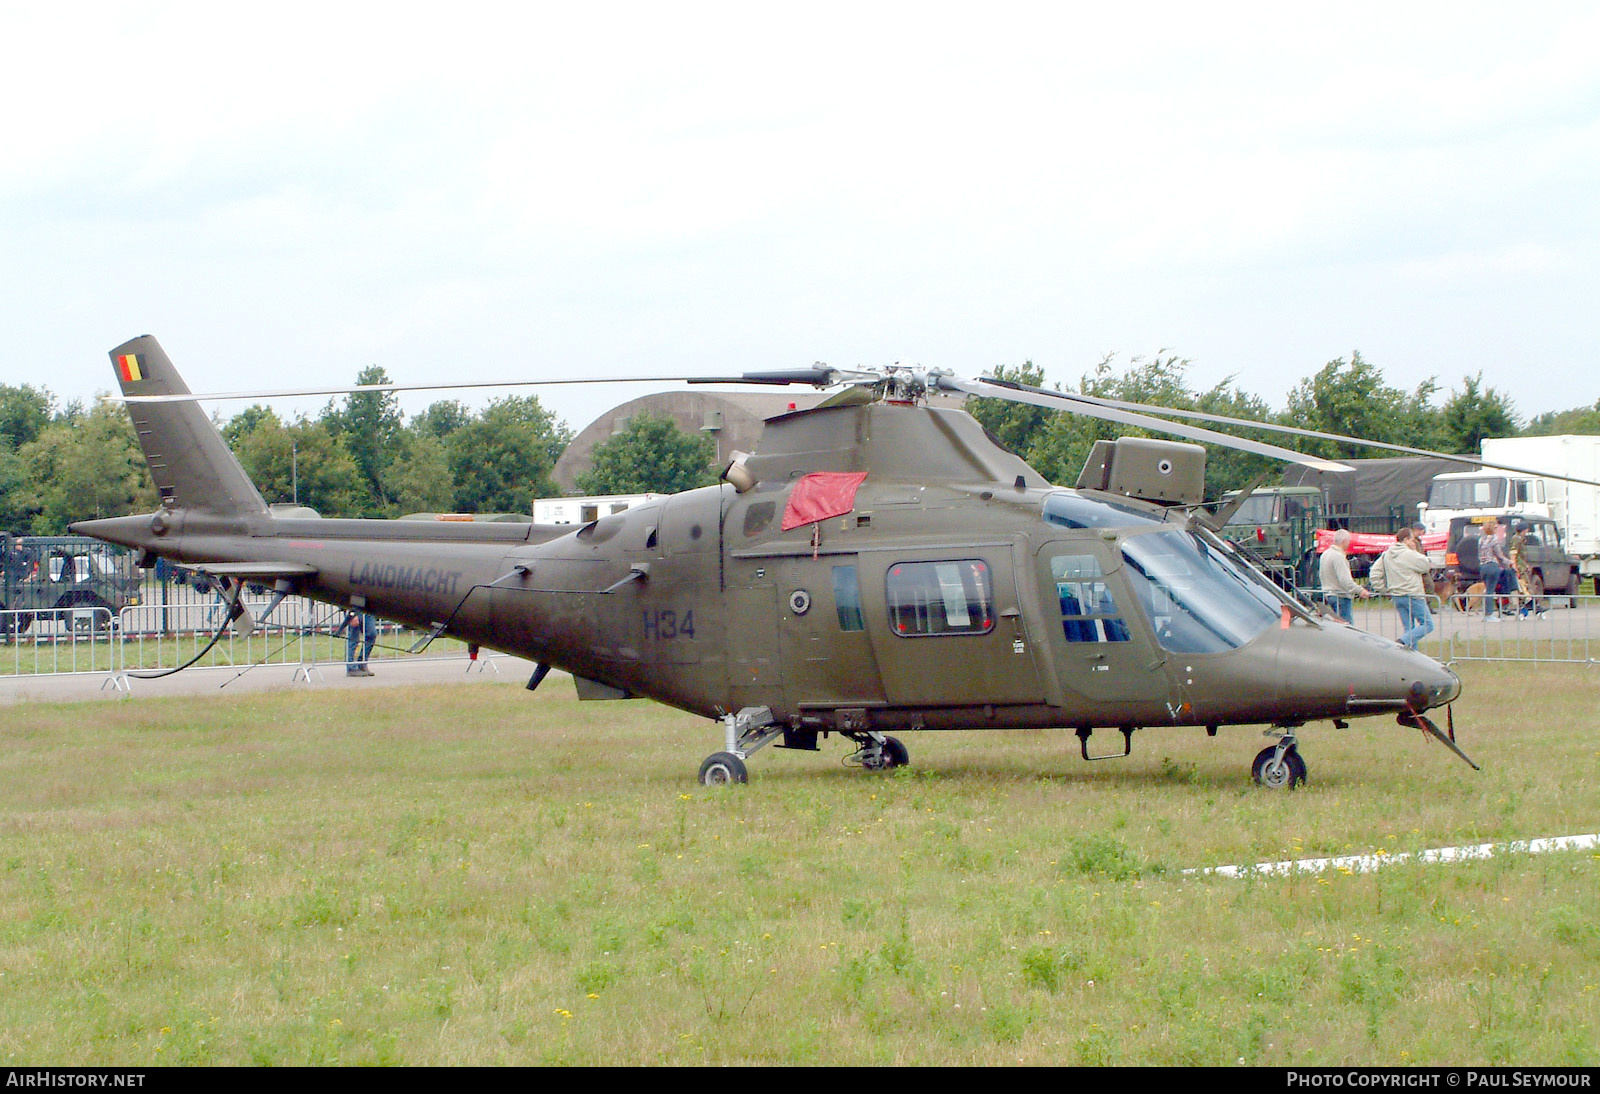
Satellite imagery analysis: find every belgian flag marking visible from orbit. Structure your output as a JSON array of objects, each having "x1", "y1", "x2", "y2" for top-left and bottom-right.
[{"x1": 116, "y1": 353, "x2": 144, "y2": 383}]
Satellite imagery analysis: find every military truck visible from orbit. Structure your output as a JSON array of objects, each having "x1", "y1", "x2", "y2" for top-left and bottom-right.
[
  {"x1": 1219, "y1": 457, "x2": 1461, "y2": 589},
  {"x1": 0, "y1": 534, "x2": 142, "y2": 636},
  {"x1": 1437, "y1": 513, "x2": 1580, "y2": 606},
  {"x1": 1216, "y1": 485, "x2": 1326, "y2": 588}
]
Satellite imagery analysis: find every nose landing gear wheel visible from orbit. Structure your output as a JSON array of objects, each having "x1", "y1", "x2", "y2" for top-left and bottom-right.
[
  {"x1": 1252, "y1": 744, "x2": 1307, "y2": 789},
  {"x1": 699, "y1": 751, "x2": 748, "y2": 786}
]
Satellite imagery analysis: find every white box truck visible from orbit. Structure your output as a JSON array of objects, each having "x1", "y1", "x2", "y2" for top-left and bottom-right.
[{"x1": 1419, "y1": 435, "x2": 1600, "y2": 586}]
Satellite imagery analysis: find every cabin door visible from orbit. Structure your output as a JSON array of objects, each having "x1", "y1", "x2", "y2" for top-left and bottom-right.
[
  {"x1": 1034, "y1": 539, "x2": 1165, "y2": 703},
  {"x1": 858, "y1": 544, "x2": 1044, "y2": 707}
]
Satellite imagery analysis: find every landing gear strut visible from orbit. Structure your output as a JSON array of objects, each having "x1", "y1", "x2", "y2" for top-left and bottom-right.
[
  {"x1": 1252, "y1": 733, "x2": 1307, "y2": 789},
  {"x1": 846, "y1": 732, "x2": 909, "y2": 771},
  {"x1": 697, "y1": 709, "x2": 914, "y2": 784},
  {"x1": 698, "y1": 706, "x2": 780, "y2": 787}
]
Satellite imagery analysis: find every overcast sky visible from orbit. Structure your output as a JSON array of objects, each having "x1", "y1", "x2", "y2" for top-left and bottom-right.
[{"x1": 3, "y1": 2, "x2": 1597, "y2": 435}]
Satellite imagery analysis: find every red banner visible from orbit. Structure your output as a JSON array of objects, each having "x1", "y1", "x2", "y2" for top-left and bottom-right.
[
  {"x1": 781, "y1": 471, "x2": 869, "y2": 531},
  {"x1": 1314, "y1": 529, "x2": 1447, "y2": 555}
]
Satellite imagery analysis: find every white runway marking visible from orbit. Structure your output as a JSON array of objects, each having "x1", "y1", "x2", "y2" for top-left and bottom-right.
[{"x1": 1188, "y1": 833, "x2": 1600, "y2": 878}]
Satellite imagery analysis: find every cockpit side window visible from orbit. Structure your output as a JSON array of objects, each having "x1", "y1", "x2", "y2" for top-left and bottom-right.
[{"x1": 1048, "y1": 553, "x2": 1129, "y2": 643}]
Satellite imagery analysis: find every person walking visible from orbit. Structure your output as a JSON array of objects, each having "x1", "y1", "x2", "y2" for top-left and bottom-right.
[
  {"x1": 1318, "y1": 529, "x2": 1371, "y2": 624},
  {"x1": 1381, "y1": 527, "x2": 1435, "y2": 651},
  {"x1": 1477, "y1": 517, "x2": 1513, "y2": 620},
  {"x1": 1509, "y1": 522, "x2": 1544, "y2": 618}
]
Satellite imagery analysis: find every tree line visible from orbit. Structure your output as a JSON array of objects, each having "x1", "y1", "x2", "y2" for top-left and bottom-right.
[{"x1": 0, "y1": 351, "x2": 1586, "y2": 534}]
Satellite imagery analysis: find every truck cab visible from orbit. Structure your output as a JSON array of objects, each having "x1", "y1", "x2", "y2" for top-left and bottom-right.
[
  {"x1": 1419, "y1": 471, "x2": 1551, "y2": 539},
  {"x1": 1217, "y1": 486, "x2": 1325, "y2": 589}
]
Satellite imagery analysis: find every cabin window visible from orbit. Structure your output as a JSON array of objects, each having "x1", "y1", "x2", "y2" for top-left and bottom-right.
[
  {"x1": 885, "y1": 560, "x2": 994, "y2": 637},
  {"x1": 1048, "y1": 553, "x2": 1129, "y2": 643},
  {"x1": 743, "y1": 501, "x2": 776, "y2": 538},
  {"x1": 832, "y1": 565, "x2": 865, "y2": 631}
]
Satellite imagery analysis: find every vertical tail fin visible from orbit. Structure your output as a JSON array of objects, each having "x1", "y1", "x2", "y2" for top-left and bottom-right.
[{"x1": 110, "y1": 335, "x2": 269, "y2": 516}]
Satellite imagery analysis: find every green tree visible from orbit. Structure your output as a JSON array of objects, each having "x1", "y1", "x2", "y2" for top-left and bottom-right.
[
  {"x1": 381, "y1": 429, "x2": 457, "y2": 515},
  {"x1": 1194, "y1": 379, "x2": 1280, "y2": 499},
  {"x1": 576, "y1": 412, "x2": 718, "y2": 496},
  {"x1": 0, "y1": 447, "x2": 34, "y2": 532},
  {"x1": 448, "y1": 396, "x2": 570, "y2": 514},
  {"x1": 415, "y1": 399, "x2": 472, "y2": 441},
  {"x1": 16, "y1": 402, "x2": 156, "y2": 533},
  {"x1": 0, "y1": 384, "x2": 53, "y2": 451},
  {"x1": 1438, "y1": 373, "x2": 1518, "y2": 454},
  {"x1": 1280, "y1": 352, "x2": 1443, "y2": 459},
  {"x1": 965, "y1": 361, "x2": 1054, "y2": 460},
  {"x1": 1026, "y1": 354, "x2": 1197, "y2": 487},
  {"x1": 222, "y1": 404, "x2": 279, "y2": 449},
  {"x1": 230, "y1": 410, "x2": 365, "y2": 516},
  {"x1": 322, "y1": 366, "x2": 403, "y2": 516},
  {"x1": 1524, "y1": 400, "x2": 1600, "y2": 436}
]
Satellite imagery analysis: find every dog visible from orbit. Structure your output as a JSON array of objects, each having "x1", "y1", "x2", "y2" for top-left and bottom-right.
[{"x1": 1451, "y1": 581, "x2": 1486, "y2": 613}]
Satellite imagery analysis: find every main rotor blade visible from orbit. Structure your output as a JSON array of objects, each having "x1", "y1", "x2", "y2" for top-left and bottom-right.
[
  {"x1": 935, "y1": 375, "x2": 1352, "y2": 472},
  {"x1": 117, "y1": 369, "x2": 851, "y2": 405},
  {"x1": 687, "y1": 367, "x2": 880, "y2": 386},
  {"x1": 973, "y1": 376, "x2": 1600, "y2": 489}
]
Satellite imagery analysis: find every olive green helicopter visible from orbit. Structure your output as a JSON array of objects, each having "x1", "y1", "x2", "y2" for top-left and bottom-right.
[{"x1": 77, "y1": 334, "x2": 1501, "y2": 788}]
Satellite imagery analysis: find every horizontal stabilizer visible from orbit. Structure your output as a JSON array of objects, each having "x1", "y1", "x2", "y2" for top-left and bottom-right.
[{"x1": 190, "y1": 562, "x2": 319, "y2": 580}]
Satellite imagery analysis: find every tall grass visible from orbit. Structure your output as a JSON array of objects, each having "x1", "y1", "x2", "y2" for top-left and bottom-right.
[{"x1": 1, "y1": 661, "x2": 1596, "y2": 1064}]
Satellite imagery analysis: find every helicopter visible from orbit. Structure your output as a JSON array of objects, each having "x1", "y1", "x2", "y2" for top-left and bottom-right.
[{"x1": 75, "y1": 334, "x2": 1496, "y2": 790}]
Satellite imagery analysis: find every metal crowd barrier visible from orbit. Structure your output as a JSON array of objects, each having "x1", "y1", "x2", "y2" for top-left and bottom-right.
[
  {"x1": 1312, "y1": 590, "x2": 1600, "y2": 666},
  {"x1": 10, "y1": 584, "x2": 1597, "y2": 687},
  {"x1": 114, "y1": 595, "x2": 479, "y2": 676},
  {"x1": 1, "y1": 593, "x2": 488, "y2": 687},
  {"x1": 0, "y1": 606, "x2": 120, "y2": 678}
]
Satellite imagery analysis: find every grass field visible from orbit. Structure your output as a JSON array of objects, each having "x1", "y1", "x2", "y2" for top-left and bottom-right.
[{"x1": 1, "y1": 661, "x2": 1597, "y2": 1065}]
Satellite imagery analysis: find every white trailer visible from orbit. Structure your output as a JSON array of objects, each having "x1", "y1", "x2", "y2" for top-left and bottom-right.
[
  {"x1": 1482, "y1": 435, "x2": 1600, "y2": 572},
  {"x1": 1419, "y1": 435, "x2": 1600, "y2": 578},
  {"x1": 532, "y1": 493, "x2": 662, "y2": 526}
]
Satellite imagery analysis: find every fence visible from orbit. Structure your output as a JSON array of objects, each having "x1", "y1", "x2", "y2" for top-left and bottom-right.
[
  {"x1": 2, "y1": 588, "x2": 484, "y2": 689},
  {"x1": 1310, "y1": 590, "x2": 1600, "y2": 666},
  {"x1": 1, "y1": 606, "x2": 121, "y2": 678}
]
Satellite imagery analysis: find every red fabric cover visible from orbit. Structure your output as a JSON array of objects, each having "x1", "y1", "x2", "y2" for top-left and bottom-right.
[
  {"x1": 1314, "y1": 529, "x2": 1447, "y2": 555},
  {"x1": 781, "y1": 471, "x2": 869, "y2": 531}
]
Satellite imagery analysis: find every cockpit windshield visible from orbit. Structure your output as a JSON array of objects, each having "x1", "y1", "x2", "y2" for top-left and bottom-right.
[
  {"x1": 1041, "y1": 491, "x2": 1164, "y2": 530},
  {"x1": 1121, "y1": 529, "x2": 1282, "y2": 653},
  {"x1": 1223, "y1": 494, "x2": 1277, "y2": 525}
]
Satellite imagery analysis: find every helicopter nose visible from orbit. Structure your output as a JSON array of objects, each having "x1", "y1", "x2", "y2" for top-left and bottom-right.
[
  {"x1": 1410, "y1": 659, "x2": 1461, "y2": 710},
  {"x1": 1275, "y1": 623, "x2": 1460, "y2": 716}
]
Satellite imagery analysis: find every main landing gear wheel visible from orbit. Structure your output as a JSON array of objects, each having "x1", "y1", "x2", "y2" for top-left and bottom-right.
[
  {"x1": 1252, "y1": 744, "x2": 1307, "y2": 789},
  {"x1": 881, "y1": 736, "x2": 909, "y2": 769},
  {"x1": 698, "y1": 751, "x2": 748, "y2": 787}
]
